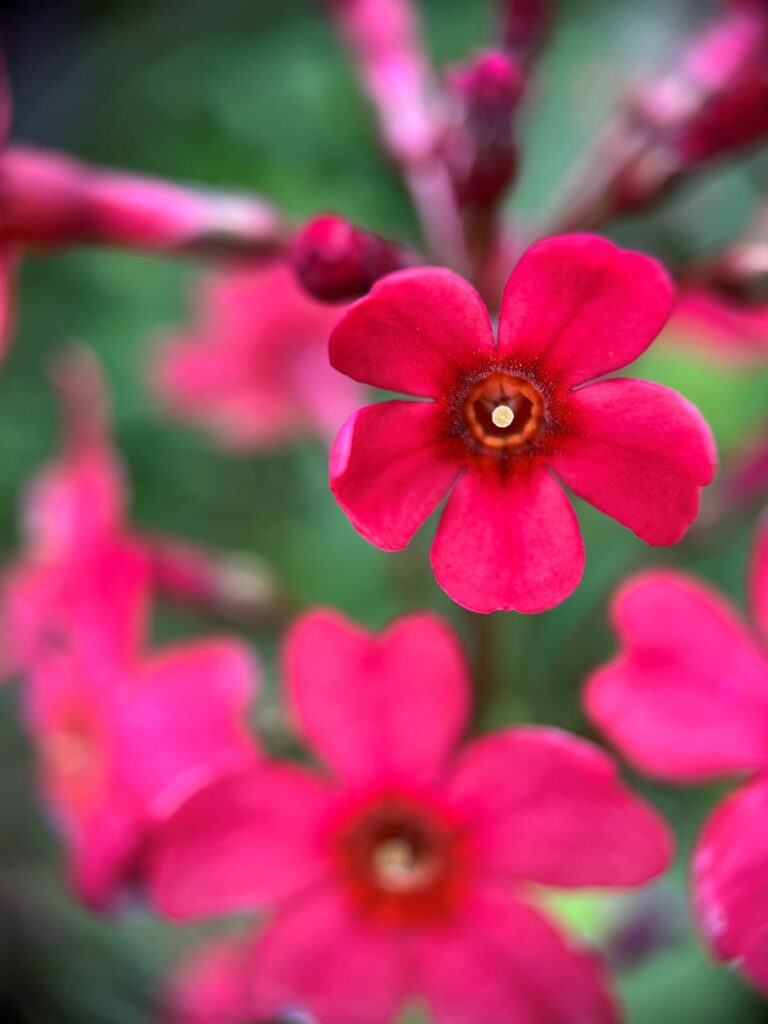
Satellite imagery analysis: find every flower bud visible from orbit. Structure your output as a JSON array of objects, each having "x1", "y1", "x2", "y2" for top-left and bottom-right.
[
  {"x1": 0, "y1": 145, "x2": 288, "y2": 257},
  {"x1": 444, "y1": 50, "x2": 524, "y2": 210},
  {"x1": 291, "y1": 214, "x2": 416, "y2": 301}
]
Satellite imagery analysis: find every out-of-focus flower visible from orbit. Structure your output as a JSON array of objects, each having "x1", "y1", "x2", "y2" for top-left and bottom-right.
[
  {"x1": 151, "y1": 608, "x2": 671, "y2": 1023},
  {"x1": 665, "y1": 288, "x2": 768, "y2": 363},
  {"x1": 585, "y1": 516, "x2": 768, "y2": 991},
  {"x1": 29, "y1": 589, "x2": 260, "y2": 910},
  {"x1": 291, "y1": 215, "x2": 418, "y2": 302},
  {"x1": 152, "y1": 261, "x2": 362, "y2": 449},
  {"x1": 0, "y1": 349, "x2": 131, "y2": 680},
  {"x1": 328, "y1": 234, "x2": 715, "y2": 613},
  {"x1": 0, "y1": 354, "x2": 261, "y2": 909}
]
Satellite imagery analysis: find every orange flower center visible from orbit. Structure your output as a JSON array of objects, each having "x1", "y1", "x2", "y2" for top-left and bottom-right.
[{"x1": 464, "y1": 372, "x2": 544, "y2": 449}]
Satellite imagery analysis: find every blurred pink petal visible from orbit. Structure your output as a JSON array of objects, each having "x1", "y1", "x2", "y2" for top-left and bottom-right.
[
  {"x1": 163, "y1": 937, "x2": 253, "y2": 1024},
  {"x1": 694, "y1": 778, "x2": 768, "y2": 993},
  {"x1": 152, "y1": 765, "x2": 336, "y2": 919},
  {"x1": 445, "y1": 727, "x2": 671, "y2": 888},
  {"x1": 251, "y1": 887, "x2": 406, "y2": 1024},
  {"x1": 587, "y1": 528, "x2": 768, "y2": 991},
  {"x1": 586, "y1": 569, "x2": 768, "y2": 781},
  {"x1": 284, "y1": 609, "x2": 469, "y2": 788},
  {"x1": 416, "y1": 889, "x2": 618, "y2": 1024},
  {"x1": 152, "y1": 262, "x2": 361, "y2": 448},
  {"x1": 666, "y1": 288, "x2": 768, "y2": 363}
]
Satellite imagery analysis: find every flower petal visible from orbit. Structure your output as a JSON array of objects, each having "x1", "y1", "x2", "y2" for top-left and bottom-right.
[
  {"x1": 497, "y1": 234, "x2": 674, "y2": 387},
  {"x1": 694, "y1": 779, "x2": 768, "y2": 994},
  {"x1": 330, "y1": 400, "x2": 461, "y2": 551},
  {"x1": 417, "y1": 889, "x2": 619, "y2": 1024},
  {"x1": 163, "y1": 937, "x2": 252, "y2": 1024},
  {"x1": 551, "y1": 379, "x2": 715, "y2": 545},
  {"x1": 114, "y1": 638, "x2": 260, "y2": 816},
  {"x1": 430, "y1": 465, "x2": 584, "y2": 613},
  {"x1": 446, "y1": 727, "x2": 672, "y2": 887},
  {"x1": 250, "y1": 889, "x2": 406, "y2": 1024},
  {"x1": 751, "y1": 511, "x2": 768, "y2": 642},
  {"x1": 284, "y1": 609, "x2": 470, "y2": 788},
  {"x1": 586, "y1": 571, "x2": 768, "y2": 781},
  {"x1": 71, "y1": 804, "x2": 141, "y2": 911},
  {"x1": 329, "y1": 267, "x2": 495, "y2": 398},
  {"x1": 149, "y1": 764, "x2": 337, "y2": 919}
]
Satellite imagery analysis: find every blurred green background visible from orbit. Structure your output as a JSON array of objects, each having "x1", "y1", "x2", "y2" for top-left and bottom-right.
[{"x1": 1, "y1": 0, "x2": 767, "y2": 1020}]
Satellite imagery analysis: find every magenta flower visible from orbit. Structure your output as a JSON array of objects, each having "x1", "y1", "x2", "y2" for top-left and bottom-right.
[
  {"x1": 667, "y1": 287, "x2": 768, "y2": 364},
  {"x1": 329, "y1": 234, "x2": 715, "y2": 613},
  {"x1": 0, "y1": 351, "x2": 132, "y2": 680},
  {"x1": 152, "y1": 261, "x2": 362, "y2": 449},
  {"x1": 585, "y1": 515, "x2": 768, "y2": 991},
  {"x1": 27, "y1": 586, "x2": 260, "y2": 909},
  {"x1": 150, "y1": 609, "x2": 671, "y2": 1023}
]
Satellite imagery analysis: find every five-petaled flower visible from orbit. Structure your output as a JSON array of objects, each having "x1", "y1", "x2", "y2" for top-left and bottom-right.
[
  {"x1": 150, "y1": 608, "x2": 671, "y2": 1024},
  {"x1": 152, "y1": 261, "x2": 362, "y2": 450},
  {"x1": 328, "y1": 233, "x2": 716, "y2": 613},
  {"x1": 585, "y1": 513, "x2": 768, "y2": 993}
]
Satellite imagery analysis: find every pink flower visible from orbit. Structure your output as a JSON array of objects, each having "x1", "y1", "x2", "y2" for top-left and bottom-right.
[
  {"x1": 152, "y1": 261, "x2": 362, "y2": 449},
  {"x1": 150, "y1": 609, "x2": 671, "y2": 1023},
  {"x1": 666, "y1": 287, "x2": 768, "y2": 363},
  {"x1": 28, "y1": 589, "x2": 260, "y2": 909},
  {"x1": 0, "y1": 352, "x2": 261, "y2": 908},
  {"x1": 585, "y1": 514, "x2": 768, "y2": 991},
  {"x1": 329, "y1": 234, "x2": 715, "y2": 613},
  {"x1": 1, "y1": 350, "x2": 131, "y2": 679}
]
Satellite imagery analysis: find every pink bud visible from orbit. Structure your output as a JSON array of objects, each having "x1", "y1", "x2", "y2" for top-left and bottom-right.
[
  {"x1": 0, "y1": 145, "x2": 289, "y2": 257},
  {"x1": 444, "y1": 51, "x2": 524, "y2": 210},
  {"x1": 291, "y1": 214, "x2": 416, "y2": 301}
]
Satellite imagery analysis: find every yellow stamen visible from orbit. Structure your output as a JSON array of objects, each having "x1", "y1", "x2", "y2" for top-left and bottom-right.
[{"x1": 491, "y1": 404, "x2": 515, "y2": 429}]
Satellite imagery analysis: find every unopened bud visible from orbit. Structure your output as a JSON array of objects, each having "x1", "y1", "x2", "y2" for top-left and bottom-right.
[
  {"x1": 444, "y1": 51, "x2": 523, "y2": 210},
  {"x1": 291, "y1": 214, "x2": 417, "y2": 301}
]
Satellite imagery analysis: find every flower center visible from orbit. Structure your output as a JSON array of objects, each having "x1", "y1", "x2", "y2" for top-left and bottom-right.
[
  {"x1": 464, "y1": 372, "x2": 543, "y2": 449},
  {"x1": 336, "y1": 796, "x2": 466, "y2": 925},
  {"x1": 43, "y1": 704, "x2": 106, "y2": 813}
]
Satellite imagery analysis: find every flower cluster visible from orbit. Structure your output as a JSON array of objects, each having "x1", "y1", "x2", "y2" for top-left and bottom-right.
[{"x1": 1, "y1": 1, "x2": 768, "y2": 1022}]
